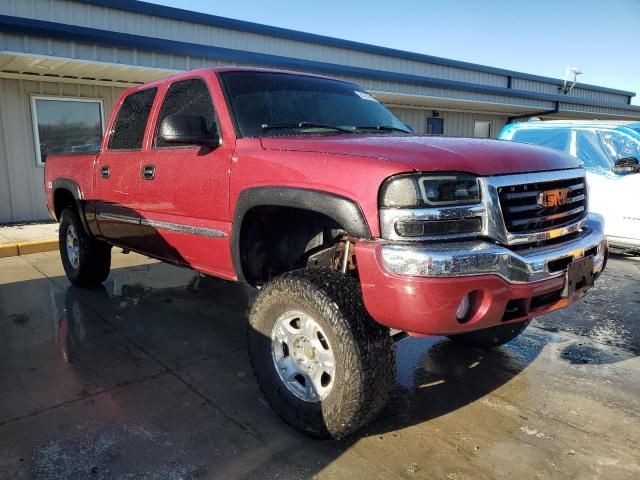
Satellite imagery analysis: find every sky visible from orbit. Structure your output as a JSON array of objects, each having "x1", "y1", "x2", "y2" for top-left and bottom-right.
[{"x1": 147, "y1": 0, "x2": 640, "y2": 105}]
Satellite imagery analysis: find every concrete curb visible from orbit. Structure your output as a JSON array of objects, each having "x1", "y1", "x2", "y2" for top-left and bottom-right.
[{"x1": 0, "y1": 239, "x2": 59, "y2": 258}]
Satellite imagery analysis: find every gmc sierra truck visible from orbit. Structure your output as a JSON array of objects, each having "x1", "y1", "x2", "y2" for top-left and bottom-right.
[{"x1": 45, "y1": 67, "x2": 607, "y2": 439}]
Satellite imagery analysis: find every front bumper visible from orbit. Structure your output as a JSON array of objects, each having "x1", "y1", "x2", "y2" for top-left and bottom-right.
[{"x1": 355, "y1": 214, "x2": 607, "y2": 335}]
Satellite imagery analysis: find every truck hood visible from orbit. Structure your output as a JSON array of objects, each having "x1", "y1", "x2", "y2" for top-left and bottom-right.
[{"x1": 260, "y1": 134, "x2": 581, "y2": 175}]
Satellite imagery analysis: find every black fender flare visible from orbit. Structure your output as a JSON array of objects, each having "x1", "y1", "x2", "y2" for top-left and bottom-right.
[
  {"x1": 231, "y1": 187, "x2": 371, "y2": 284},
  {"x1": 52, "y1": 178, "x2": 92, "y2": 235}
]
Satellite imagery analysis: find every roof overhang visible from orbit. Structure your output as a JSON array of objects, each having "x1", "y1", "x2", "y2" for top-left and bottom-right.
[
  {"x1": 373, "y1": 91, "x2": 640, "y2": 120},
  {"x1": 1, "y1": 51, "x2": 639, "y2": 122},
  {"x1": 0, "y1": 52, "x2": 175, "y2": 87},
  {"x1": 2, "y1": 13, "x2": 639, "y2": 118},
  {"x1": 371, "y1": 91, "x2": 552, "y2": 116}
]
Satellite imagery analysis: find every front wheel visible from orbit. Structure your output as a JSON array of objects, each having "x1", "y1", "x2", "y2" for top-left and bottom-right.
[
  {"x1": 248, "y1": 268, "x2": 394, "y2": 439},
  {"x1": 59, "y1": 208, "x2": 111, "y2": 288},
  {"x1": 447, "y1": 320, "x2": 530, "y2": 349}
]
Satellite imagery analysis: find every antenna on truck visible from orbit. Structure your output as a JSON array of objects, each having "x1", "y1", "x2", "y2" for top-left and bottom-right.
[{"x1": 560, "y1": 66, "x2": 583, "y2": 94}]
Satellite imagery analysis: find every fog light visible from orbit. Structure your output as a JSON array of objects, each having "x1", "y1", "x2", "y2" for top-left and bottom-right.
[{"x1": 455, "y1": 294, "x2": 471, "y2": 321}]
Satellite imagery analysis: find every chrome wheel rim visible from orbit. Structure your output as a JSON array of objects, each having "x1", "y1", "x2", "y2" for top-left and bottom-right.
[
  {"x1": 271, "y1": 310, "x2": 336, "y2": 403},
  {"x1": 66, "y1": 224, "x2": 80, "y2": 269}
]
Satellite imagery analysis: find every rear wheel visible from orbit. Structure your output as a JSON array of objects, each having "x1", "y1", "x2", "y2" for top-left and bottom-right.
[
  {"x1": 248, "y1": 268, "x2": 394, "y2": 439},
  {"x1": 447, "y1": 321, "x2": 530, "y2": 349},
  {"x1": 59, "y1": 208, "x2": 111, "y2": 288}
]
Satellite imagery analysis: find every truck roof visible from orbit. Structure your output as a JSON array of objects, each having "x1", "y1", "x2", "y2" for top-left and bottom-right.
[{"x1": 123, "y1": 66, "x2": 347, "y2": 94}]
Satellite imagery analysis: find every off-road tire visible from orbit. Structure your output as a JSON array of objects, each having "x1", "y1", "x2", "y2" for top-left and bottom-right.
[
  {"x1": 447, "y1": 320, "x2": 530, "y2": 349},
  {"x1": 59, "y1": 208, "x2": 111, "y2": 288},
  {"x1": 248, "y1": 268, "x2": 394, "y2": 439}
]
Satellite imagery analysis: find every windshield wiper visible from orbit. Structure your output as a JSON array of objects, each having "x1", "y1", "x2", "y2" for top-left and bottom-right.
[
  {"x1": 353, "y1": 125, "x2": 411, "y2": 133},
  {"x1": 261, "y1": 122, "x2": 355, "y2": 133}
]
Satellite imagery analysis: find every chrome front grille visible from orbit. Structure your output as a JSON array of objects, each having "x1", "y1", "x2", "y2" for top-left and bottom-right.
[{"x1": 497, "y1": 177, "x2": 587, "y2": 234}]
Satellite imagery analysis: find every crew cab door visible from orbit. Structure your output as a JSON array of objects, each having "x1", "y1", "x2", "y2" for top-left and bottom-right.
[
  {"x1": 94, "y1": 87, "x2": 157, "y2": 250},
  {"x1": 138, "y1": 75, "x2": 233, "y2": 275}
]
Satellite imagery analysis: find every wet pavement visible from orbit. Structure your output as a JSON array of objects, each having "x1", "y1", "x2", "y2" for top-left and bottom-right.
[{"x1": 1, "y1": 251, "x2": 639, "y2": 479}]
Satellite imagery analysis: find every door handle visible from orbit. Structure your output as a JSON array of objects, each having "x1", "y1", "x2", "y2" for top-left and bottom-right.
[
  {"x1": 141, "y1": 165, "x2": 156, "y2": 180},
  {"x1": 100, "y1": 166, "x2": 110, "y2": 179}
]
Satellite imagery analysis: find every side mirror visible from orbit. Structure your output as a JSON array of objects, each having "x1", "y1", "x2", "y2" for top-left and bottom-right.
[
  {"x1": 158, "y1": 114, "x2": 220, "y2": 147},
  {"x1": 612, "y1": 157, "x2": 639, "y2": 174}
]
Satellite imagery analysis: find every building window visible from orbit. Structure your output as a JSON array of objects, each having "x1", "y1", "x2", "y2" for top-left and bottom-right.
[
  {"x1": 31, "y1": 96, "x2": 104, "y2": 165},
  {"x1": 473, "y1": 120, "x2": 492, "y2": 138},
  {"x1": 426, "y1": 117, "x2": 444, "y2": 135}
]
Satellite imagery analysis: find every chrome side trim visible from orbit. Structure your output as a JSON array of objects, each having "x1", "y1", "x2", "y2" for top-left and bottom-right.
[
  {"x1": 98, "y1": 212, "x2": 140, "y2": 225},
  {"x1": 380, "y1": 213, "x2": 606, "y2": 284},
  {"x1": 140, "y1": 218, "x2": 227, "y2": 238},
  {"x1": 97, "y1": 212, "x2": 227, "y2": 238}
]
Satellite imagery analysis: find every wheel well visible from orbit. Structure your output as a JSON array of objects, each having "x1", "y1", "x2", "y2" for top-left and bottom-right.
[
  {"x1": 53, "y1": 188, "x2": 77, "y2": 220},
  {"x1": 239, "y1": 207, "x2": 345, "y2": 286}
]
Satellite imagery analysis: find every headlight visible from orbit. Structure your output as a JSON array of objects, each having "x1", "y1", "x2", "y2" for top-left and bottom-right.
[
  {"x1": 379, "y1": 173, "x2": 484, "y2": 240},
  {"x1": 380, "y1": 173, "x2": 481, "y2": 208}
]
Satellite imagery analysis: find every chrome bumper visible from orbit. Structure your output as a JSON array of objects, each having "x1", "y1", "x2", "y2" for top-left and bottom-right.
[{"x1": 380, "y1": 214, "x2": 607, "y2": 284}]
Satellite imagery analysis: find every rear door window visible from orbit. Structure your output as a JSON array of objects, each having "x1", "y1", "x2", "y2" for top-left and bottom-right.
[
  {"x1": 511, "y1": 128, "x2": 570, "y2": 153},
  {"x1": 108, "y1": 88, "x2": 157, "y2": 150}
]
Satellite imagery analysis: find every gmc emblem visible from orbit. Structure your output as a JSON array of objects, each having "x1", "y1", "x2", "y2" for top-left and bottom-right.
[{"x1": 537, "y1": 188, "x2": 571, "y2": 208}]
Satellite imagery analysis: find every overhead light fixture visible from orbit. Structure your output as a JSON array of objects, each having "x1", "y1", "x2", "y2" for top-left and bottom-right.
[{"x1": 560, "y1": 65, "x2": 583, "y2": 95}]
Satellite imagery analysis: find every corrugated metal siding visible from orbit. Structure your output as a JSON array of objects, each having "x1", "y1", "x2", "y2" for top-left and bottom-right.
[
  {"x1": 0, "y1": 0, "x2": 527, "y2": 89},
  {"x1": 0, "y1": 32, "x2": 557, "y2": 111},
  {"x1": 1, "y1": 0, "x2": 632, "y2": 105},
  {"x1": 511, "y1": 78, "x2": 629, "y2": 105},
  {"x1": 559, "y1": 102, "x2": 640, "y2": 118},
  {"x1": 0, "y1": 77, "x2": 123, "y2": 223},
  {"x1": 389, "y1": 107, "x2": 508, "y2": 138}
]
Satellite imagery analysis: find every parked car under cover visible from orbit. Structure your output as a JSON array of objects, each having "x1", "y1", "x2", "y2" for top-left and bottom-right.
[{"x1": 500, "y1": 120, "x2": 640, "y2": 251}]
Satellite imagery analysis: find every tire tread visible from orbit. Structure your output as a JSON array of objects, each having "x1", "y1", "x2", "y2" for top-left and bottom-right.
[{"x1": 248, "y1": 268, "x2": 394, "y2": 439}]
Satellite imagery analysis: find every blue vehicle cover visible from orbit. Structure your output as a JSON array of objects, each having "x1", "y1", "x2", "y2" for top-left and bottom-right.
[{"x1": 500, "y1": 122, "x2": 640, "y2": 176}]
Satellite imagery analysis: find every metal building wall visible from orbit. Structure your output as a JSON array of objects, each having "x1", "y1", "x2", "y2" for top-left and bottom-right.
[
  {"x1": 511, "y1": 78, "x2": 625, "y2": 105},
  {"x1": 0, "y1": 0, "x2": 506, "y2": 87},
  {"x1": 0, "y1": 31, "x2": 558, "y2": 112},
  {"x1": 0, "y1": 0, "x2": 632, "y2": 106},
  {"x1": 389, "y1": 107, "x2": 508, "y2": 138},
  {"x1": 0, "y1": 77, "x2": 123, "y2": 223}
]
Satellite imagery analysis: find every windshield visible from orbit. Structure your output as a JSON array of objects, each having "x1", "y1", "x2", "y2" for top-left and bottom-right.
[
  {"x1": 220, "y1": 71, "x2": 409, "y2": 137},
  {"x1": 511, "y1": 128, "x2": 571, "y2": 153}
]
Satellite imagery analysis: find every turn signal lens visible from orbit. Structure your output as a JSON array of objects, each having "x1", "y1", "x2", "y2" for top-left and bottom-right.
[{"x1": 379, "y1": 176, "x2": 419, "y2": 208}]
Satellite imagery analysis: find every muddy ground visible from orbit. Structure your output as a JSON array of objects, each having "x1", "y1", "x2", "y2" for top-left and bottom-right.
[{"x1": 1, "y1": 251, "x2": 639, "y2": 479}]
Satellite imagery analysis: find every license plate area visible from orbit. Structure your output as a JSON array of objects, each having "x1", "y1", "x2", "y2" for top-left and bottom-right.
[{"x1": 562, "y1": 255, "x2": 594, "y2": 297}]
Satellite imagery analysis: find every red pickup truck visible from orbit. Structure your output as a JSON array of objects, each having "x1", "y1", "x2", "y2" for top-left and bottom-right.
[{"x1": 45, "y1": 67, "x2": 607, "y2": 438}]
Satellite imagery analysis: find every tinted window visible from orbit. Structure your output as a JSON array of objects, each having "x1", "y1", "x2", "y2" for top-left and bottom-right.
[
  {"x1": 511, "y1": 128, "x2": 570, "y2": 153},
  {"x1": 109, "y1": 88, "x2": 157, "y2": 150},
  {"x1": 155, "y1": 78, "x2": 217, "y2": 148},
  {"x1": 221, "y1": 72, "x2": 407, "y2": 137}
]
